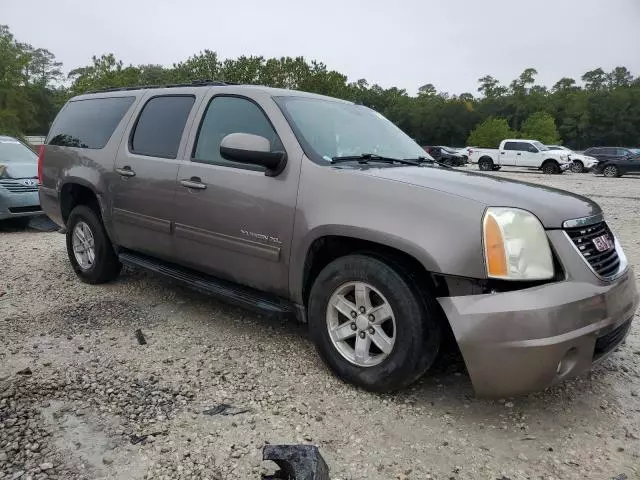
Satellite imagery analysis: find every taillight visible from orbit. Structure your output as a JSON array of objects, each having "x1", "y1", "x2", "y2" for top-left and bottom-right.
[
  {"x1": 468, "y1": 149, "x2": 473, "y2": 155},
  {"x1": 37, "y1": 145, "x2": 44, "y2": 184}
]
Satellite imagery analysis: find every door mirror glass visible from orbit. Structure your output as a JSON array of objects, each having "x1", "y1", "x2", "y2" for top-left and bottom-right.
[{"x1": 220, "y1": 133, "x2": 287, "y2": 175}]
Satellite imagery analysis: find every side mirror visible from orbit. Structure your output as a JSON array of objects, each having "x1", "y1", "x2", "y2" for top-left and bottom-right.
[{"x1": 220, "y1": 133, "x2": 287, "y2": 176}]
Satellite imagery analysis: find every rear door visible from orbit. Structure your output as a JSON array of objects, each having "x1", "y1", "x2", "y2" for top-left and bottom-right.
[
  {"x1": 171, "y1": 92, "x2": 301, "y2": 297},
  {"x1": 110, "y1": 91, "x2": 203, "y2": 259},
  {"x1": 500, "y1": 141, "x2": 518, "y2": 166}
]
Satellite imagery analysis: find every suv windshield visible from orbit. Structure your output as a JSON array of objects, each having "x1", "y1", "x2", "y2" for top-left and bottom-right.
[
  {"x1": 275, "y1": 96, "x2": 428, "y2": 163},
  {"x1": 532, "y1": 141, "x2": 548, "y2": 151},
  {"x1": 0, "y1": 138, "x2": 37, "y2": 164}
]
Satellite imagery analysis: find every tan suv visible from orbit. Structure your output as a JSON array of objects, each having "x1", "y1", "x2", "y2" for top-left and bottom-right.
[{"x1": 39, "y1": 82, "x2": 638, "y2": 397}]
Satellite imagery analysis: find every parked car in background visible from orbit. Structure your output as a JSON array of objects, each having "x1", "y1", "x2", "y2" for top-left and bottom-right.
[
  {"x1": 422, "y1": 146, "x2": 466, "y2": 166},
  {"x1": 0, "y1": 135, "x2": 42, "y2": 226},
  {"x1": 592, "y1": 151, "x2": 640, "y2": 178},
  {"x1": 468, "y1": 139, "x2": 571, "y2": 173},
  {"x1": 546, "y1": 145, "x2": 599, "y2": 173},
  {"x1": 583, "y1": 147, "x2": 640, "y2": 164},
  {"x1": 40, "y1": 82, "x2": 638, "y2": 397}
]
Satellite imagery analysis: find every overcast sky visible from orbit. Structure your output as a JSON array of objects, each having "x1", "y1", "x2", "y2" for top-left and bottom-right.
[{"x1": 4, "y1": 0, "x2": 640, "y2": 94}]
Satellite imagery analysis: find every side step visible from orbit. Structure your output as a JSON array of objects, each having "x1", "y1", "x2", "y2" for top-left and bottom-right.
[{"x1": 118, "y1": 251, "x2": 300, "y2": 321}]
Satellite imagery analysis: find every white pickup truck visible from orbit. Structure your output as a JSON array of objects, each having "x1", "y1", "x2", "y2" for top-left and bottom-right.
[{"x1": 468, "y1": 139, "x2": 572, "y2": 174}]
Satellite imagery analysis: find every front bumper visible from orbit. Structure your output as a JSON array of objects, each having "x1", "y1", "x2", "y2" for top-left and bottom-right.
[
  {"x1": 0, "y1": 190, "x2": 42, "y2": 220},
  {"x1": 439, "y1": 269, "x2": 638, "y2": 397}
]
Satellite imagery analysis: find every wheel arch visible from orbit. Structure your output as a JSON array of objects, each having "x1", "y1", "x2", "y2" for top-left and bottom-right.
[{"x1": 293, "y1": 228, "x2": 440, "y2": 309}]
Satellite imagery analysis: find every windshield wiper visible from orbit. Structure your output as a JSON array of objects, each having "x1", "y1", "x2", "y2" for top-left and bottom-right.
[
  {"x1": 407, "y1": 156, "x2": 452, "y2": 168},
  {"x1": 331, "y1": 153, "x2": 420, "y2": 166}
]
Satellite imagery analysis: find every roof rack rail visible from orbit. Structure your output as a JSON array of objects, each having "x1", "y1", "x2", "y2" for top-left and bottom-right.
[{"x1": 87, "y1": 79, "x2": 234, "y2": 94}]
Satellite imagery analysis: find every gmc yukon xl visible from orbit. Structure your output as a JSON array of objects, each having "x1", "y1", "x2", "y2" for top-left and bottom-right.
[{"x1": 39, "y1": 82, "x2": 638, "y2": 397}]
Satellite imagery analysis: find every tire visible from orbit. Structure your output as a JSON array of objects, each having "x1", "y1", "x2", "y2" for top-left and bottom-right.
[
  {"x1": 478, "y1": 158, "x2": 493, "y2": 171},
  {"x1": 603, "y1": 165, "x2": 620, "y2": 178},
  {"x1": 542, "y1": 160, "x2": 560, "y2": 174},
  {"x1": 571, "y1": 160, "x2": 584, "y2": 173},
  {"x1": 308, "y1": 254, "x2": 442, "y2": 392},
  {"x1": 66, "y1": 205, "x2": 121, "y2": 284}
]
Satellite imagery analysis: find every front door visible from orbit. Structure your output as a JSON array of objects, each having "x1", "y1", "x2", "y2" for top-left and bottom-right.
[
  {"x1": 111, "y1": 93, "x2": 200, "y2": 259},
  {"x1": 171, "y1": 93, "x2": 300, "y2": 298},
  {"x1": 515, "y1": 142, "x2": 539, "y2": 167}
]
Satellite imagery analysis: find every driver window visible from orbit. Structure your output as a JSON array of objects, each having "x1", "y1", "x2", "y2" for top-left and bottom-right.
[{"x1": 193, "y1": 96, "x2": 283, "y2": 170}]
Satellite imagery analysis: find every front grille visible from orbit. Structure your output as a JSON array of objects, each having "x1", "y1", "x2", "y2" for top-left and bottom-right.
[
  {"x1": 593, "y1": 318, "x2": 632, "y2": 360},
  {"x1": 565, "y1": 221, "x2": 620, "y2": 278},
  {"x1": 0, "y1": 179, "x2": 40, "y2": 193},
  {"x1": 8, "y1": 205, "x2": 41, "y2": 213}
]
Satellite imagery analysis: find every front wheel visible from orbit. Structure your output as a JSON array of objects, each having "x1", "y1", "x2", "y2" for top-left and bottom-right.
[
  {"x1": 603, "y1": 165, "x2": 620, "y2": 178},
  {"x1": 66, "y1": 205, "x2": 121, "y2": 284},
  {"x1": 571, "y1": 160, "x2": 584, "y2": 173},
  {"x1": 308, "y1": 255, "x2": 442, "y2": 392},
  {"x1": 542, "y1": 160, "x2": 560, "y2": 174}
]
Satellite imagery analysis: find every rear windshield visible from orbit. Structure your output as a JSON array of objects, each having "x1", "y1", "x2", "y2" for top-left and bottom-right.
[
  {"x1": 48, "y1": 96, "x2": 135, "y2": 149},
  {"x1": 0, "y1": 139, "x2": 37, "y2": 163}
]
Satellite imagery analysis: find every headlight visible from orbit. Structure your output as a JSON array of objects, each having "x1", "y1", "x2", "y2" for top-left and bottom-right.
[{"x1": 483, "y1": 207, "x2": 554, "y2": 280}]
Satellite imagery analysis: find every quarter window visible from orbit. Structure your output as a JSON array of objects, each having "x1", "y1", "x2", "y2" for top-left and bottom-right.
[
  {"x1": 193, "y1": 96, "x2": 283, "y2": 170},
  {"x1": 130, "y1": 96, "x2": 195, "y2": 158},
  {"x1": 48, "y1": 97, "x2": 135, "y2": 149}
]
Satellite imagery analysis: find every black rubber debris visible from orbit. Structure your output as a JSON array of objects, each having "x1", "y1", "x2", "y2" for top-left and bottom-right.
[
  {"x1": 202, "y1": 404, "x2": 251, "y2": 416},
  {"x1": 16, "y1": 367, "x2": 33, "y2": 376},
  {"x1": 135, "y1": 329, "x2": 147, "y2": 345},
  {"x1": 130, "y1": 431, "x2": 166, "y2": 445},
  {"x1": 262, "y1": 444, "x2": 329, "y2": 480}
]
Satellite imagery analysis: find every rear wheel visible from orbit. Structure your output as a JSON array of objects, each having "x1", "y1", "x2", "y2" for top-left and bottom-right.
[
  {"x1": 66, "y1": 205, "x2": 121, "y2": 284},
  {"x1": 542, "y1": 160, "x2": 560, "y2": 174},
  {"x1": 308, "y1": 254, "x2": 442, "y2": 392},
  {"x1": 478, "y1": 158, "x2": 493, "y2": 171},
  {"x1": 603, "y1": 165, "x2": 620, "y2": 178},
  {"x1": 571, "y1": 160, "x2": 584, "y2": 173}
]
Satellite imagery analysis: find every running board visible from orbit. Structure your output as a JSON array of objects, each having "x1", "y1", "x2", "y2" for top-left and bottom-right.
[{"x1": 118, "y1": 251, "x2": 300, "y2": 321}]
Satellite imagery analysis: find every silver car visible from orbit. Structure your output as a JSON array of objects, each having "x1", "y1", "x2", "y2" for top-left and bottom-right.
[{"x1": 0, "y1": 136, "x2": 42, "y2": 225}]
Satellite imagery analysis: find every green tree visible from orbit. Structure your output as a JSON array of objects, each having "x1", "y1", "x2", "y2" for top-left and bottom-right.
[
  {"x1": 582, "y1": 68, "x2": 607, "y2": 91},
  {"x1": 519, "y1": 111, "x2": 560, "y2": 144},
  {"x1": 467, "y1": 117, "x2": 515, "y2": 147}
]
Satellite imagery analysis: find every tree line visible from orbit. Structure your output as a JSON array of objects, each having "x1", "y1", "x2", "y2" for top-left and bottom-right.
[{"x1": 1, "y1": 24, "x2": 639, "y2": 149}]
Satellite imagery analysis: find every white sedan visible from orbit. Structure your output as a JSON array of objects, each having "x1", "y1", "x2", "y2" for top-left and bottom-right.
[{"x1": 546, "y1": 145, "x2": 598, "y2": 173}]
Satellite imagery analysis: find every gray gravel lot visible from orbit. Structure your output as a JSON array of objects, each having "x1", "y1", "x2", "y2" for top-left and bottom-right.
[{"x1": 1, "y1": 169, "x2": 639, "y2": 480}]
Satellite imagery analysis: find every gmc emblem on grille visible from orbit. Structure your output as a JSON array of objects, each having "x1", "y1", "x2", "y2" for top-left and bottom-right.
[{"x1": 592, "y1": 234, "x2": 613, "y2": 252}]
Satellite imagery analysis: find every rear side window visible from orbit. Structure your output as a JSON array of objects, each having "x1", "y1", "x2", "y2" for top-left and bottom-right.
[
  {"x1": 616, "y1": 148, "x2": 630, "y2": 156},
  {"x1": 503, "y1": 142, "x2": 517, "y2": 150},
  {"x1": 192, "y1": 96, "x2": 282, "y2": 170},
  {"x1": 48, "y1": 97, "x2": 135, "y2": 149},
  {"x1": 130, "y1": 95, "x2": 195, "y2": 159}
]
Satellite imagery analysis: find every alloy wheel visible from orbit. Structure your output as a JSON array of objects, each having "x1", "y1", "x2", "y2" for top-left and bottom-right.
[{"x1": 326, "y1": 281, "x2": 396, "y2": 367}]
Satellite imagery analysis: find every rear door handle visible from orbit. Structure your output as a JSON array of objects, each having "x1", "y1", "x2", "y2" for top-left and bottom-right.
[
  {"x1": 115, "y1": 167, "x2": 136, "y2": 177},
  {"x1": 516, "y1": 153, "x2": 521, "y2": 155},
  {"x1": 500, "y1": 151, "x2": 506, "y2": 154},
  {"x1": 180, "y1": 177, "x2": 207, "y2": 190}
]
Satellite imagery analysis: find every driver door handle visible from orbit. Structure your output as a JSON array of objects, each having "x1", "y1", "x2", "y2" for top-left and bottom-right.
[
  {"x1": 115, "y1": 166, "x2": 136, "y2": 177},
  {"x1": 180, "y1": 177, "x2": 207, "y2": 190}
]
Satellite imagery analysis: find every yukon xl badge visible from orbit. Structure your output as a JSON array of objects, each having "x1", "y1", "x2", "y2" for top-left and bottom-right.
[
  {"x1": 592, "y1": 234, "x2": 613, "y2": 252},
  {"x1": 240, "y1": 229, "x2": 282, "y2": 245}
]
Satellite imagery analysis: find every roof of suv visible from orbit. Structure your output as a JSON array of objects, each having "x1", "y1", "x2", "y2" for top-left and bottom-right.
[{"x1": 75, "y1": 81, "x2": 352, "y2": 104}]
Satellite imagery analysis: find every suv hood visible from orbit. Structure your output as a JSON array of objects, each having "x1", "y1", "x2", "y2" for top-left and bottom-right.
[
  {"x1": 359, "y1": 166, "x2": 600, "y2": 228},
  {"x1": 0, "y1": 162, "x2": 37, "y2": 180}
]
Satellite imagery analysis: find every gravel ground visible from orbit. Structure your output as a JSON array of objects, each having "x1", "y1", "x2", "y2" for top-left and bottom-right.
[{"x1": 1, "y1": 170, "x2": 639, "y2": 480}]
